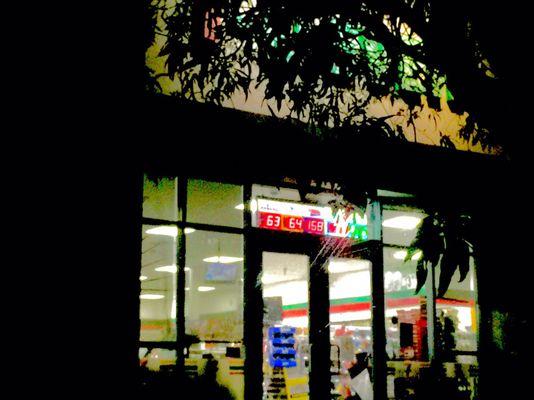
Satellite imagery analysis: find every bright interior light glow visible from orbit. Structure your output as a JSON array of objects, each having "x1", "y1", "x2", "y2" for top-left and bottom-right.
[
  {"x1": 235, "y1": 203, "x2": 245, "y2": 210},
  {"x1": 198, "y1": 286, "x2": 216, "y2": 292},
  {"x1": 250, "y1": 199, "x2": 258, "y2": 213},
  {"x1": 140, "y1": 294, "x2": 164, "y2": 300},
  {"x1": 184, "y1": 228, "x2": 196, "y2": 234},
  {"x1": 203, "y1": 256, "x2": 243, "y2": 264},
  {"x1": 393, "y1": 250, "x2": 422, "y2": 260},
  {"x1": 261, "y1": 274, "x2": 302, "y2": 285},
  {"x1": 382, "y1": 216, "x2": 422, "y2": 230},
  {"x1": 140, "y1": 276, "x2": 148, "y2": 281},
  {"x1": 155, "y1": 265, "x2": 177, "y2": 273},
  {"x1": 184, "y1": 267, "x2": 191, "y2": 272},
  {"x1": 328, "y1": 259, "x2": 370, "y2": 274},
  {"x1": 330, "y1": 310, "x2": 371, "y2": 322},
  {"x1": 457, "y1": 306, "x2": 472, "y2": 332},
  {"x1": 282, "y1": 316, "x2": 309, "y2": 328},
  {"x1": 146, "y1": 226, "x2": 178, "y2": 237}
]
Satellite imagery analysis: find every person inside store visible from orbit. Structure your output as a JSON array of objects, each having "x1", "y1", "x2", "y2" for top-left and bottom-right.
[
  {"x1": 347, "y1": 352, "x2": 373, "y2": 400},
  {"x1": 196, "y1": 354, "x2": 235, "y2": 400}
]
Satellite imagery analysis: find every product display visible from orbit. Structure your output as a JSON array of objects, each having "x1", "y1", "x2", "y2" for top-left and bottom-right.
[{"x1": 264, "y1": 326, "x2": 310, "y2": 399}]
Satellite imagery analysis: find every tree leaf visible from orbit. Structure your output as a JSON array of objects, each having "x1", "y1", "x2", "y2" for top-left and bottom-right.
[
  {"x1": 414, "y1": 259, "x2": 428, "y2": 295},
  {"x1": 437, "y1": 251, "x2": 456, "y2": 298},
  {"x1": 404, "y1": 247, "x2": 419, "y2": 262},
  {"x1": 457, "y1": 240, "x2": 471, "y2": 282},
  {"x1": 408, "y1": 215, "x2": 443, "y2": 267}
]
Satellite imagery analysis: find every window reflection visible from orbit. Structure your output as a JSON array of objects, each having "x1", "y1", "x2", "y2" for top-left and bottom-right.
[
  {"x1": 187, "y1": 179, "x2": 243, "y2": 228},
  {"x1": 142, "y1": 175, "x2": 179, "y2": 221}
]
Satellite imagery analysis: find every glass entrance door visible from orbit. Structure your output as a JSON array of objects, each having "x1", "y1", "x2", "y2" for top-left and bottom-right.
[
  {"x1": 327, "y1": 253, "x2": 373, "y2": 399},
  {"x1": 261, "y1": 251, "x2": 311, "y2": 400},
  {"x1": 251, "y1": 232, "x2": 376, "y2": 400}
]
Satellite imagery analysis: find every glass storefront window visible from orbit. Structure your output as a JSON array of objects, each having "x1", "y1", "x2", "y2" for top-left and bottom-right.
[
  {"x1": 434, "y1": 261, "x2": 479, "y2": 398},
  {"x1": 187, "y1": 179, "x2": 243, "y2": 228},
  {"x1": 143, "y1": 175, "x2": 179, "y2": 221},
  {"x1": 185, "y1": 230, "x2": 244, "y2": 341},
  {"x1": 140, "y1": 224, "x2": 177, "y2": 342},
  {"x1": 382, "y1": 208, "x2": 426, "y2": 247},
  {"x1": 384, "y1": 245, "x2": 428, "y2": 362},
  {"x1": 436, "y1": 263, "x2": 478, "y2": 355},
  {"x1": 382, "y1": 203, "x2": 479, "y2": 399},
  {"x1": 184, "y1": 229, "x2": 245, "y2": 400},
  {"x1": 383, "y1": 206, "x2": 429, "y2": 399}
]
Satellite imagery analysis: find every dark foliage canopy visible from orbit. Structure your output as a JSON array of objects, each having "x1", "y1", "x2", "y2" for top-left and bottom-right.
[{"x1": 145, "y1": 0, "x2": 512, "y2": 153}]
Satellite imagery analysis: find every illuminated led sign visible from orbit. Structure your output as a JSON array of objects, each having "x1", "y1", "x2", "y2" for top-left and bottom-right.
[{"x1": 253, "y1": 199, "x2": 368, "y2": 240}]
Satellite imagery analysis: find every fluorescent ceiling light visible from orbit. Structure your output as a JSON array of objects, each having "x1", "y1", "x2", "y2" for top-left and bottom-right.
[
  {"x1": 140, "y1": 294, "x2": 164, "y2": 300},
  {"x1": 328, "y1": 259, "x2": 370, "y2": 274},
  {"x1": 184, "y1": 228, "x2": 196, "y2": 234},
  {"x1": 235, "y1": 203, "x2": 245, "y2": 210},
  {"x1": 146, "y1": 226, "x2": 178, "y2": 237},
  {"x1": 393, "y1": 250, "x2": 422, "y2": 261},
  {"x1": 197, "y1": 286, "x2": 216, "y2": 292},
  {"x1": 155, "y1": 265, "x2": 177, "y2": 273},
  {"x1": 203, "y1": 256, "x2": 243, "y2": 264},
  {"x1": 184, "y1": 267, "x2": 191, "y2": 272},
  {"x1": 382, "y1": 216, "x2": 422, "y2": 230},
  {"x1": 140, "y1": 276, "x2": 148, "y2": 281}
]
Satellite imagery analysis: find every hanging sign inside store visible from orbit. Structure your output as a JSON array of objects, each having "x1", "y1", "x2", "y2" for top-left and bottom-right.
[{"x1": 254, "y1": 198, "x2": 368, "y2": 240}]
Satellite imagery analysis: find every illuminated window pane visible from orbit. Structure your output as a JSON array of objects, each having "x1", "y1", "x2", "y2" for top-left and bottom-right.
[
  {"x1": 185, "y1": 230, "x2": 244, "y2": 342},
  {"x1": 382, "y1": 209, "x2": 426, "y2": 247},
  {"x1": 140, "y1": 224, "x2": 177, "y2": 342},
  {"x1": 142, "y1": 175, "x2": 179, "y2": 221},
  {"x1": 184, "y1": 230, "x2": 245, "y2": 400},
  {"x1": 187, "y1": 179, "x2": 243, "y2": 228}
]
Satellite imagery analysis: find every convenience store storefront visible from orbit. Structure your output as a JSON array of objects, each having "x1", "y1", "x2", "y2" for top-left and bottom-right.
[
  {"x1": 138, "y1": 146, "x2": 485, "y2": 400},
  {"x1": 136, "y1": 2, "x2": 513, "y2": 395}
]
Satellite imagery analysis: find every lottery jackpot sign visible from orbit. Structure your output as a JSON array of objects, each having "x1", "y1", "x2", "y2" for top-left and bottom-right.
[{"x1": 253, "y1": 199, "x2": 368, "y2": 241}]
